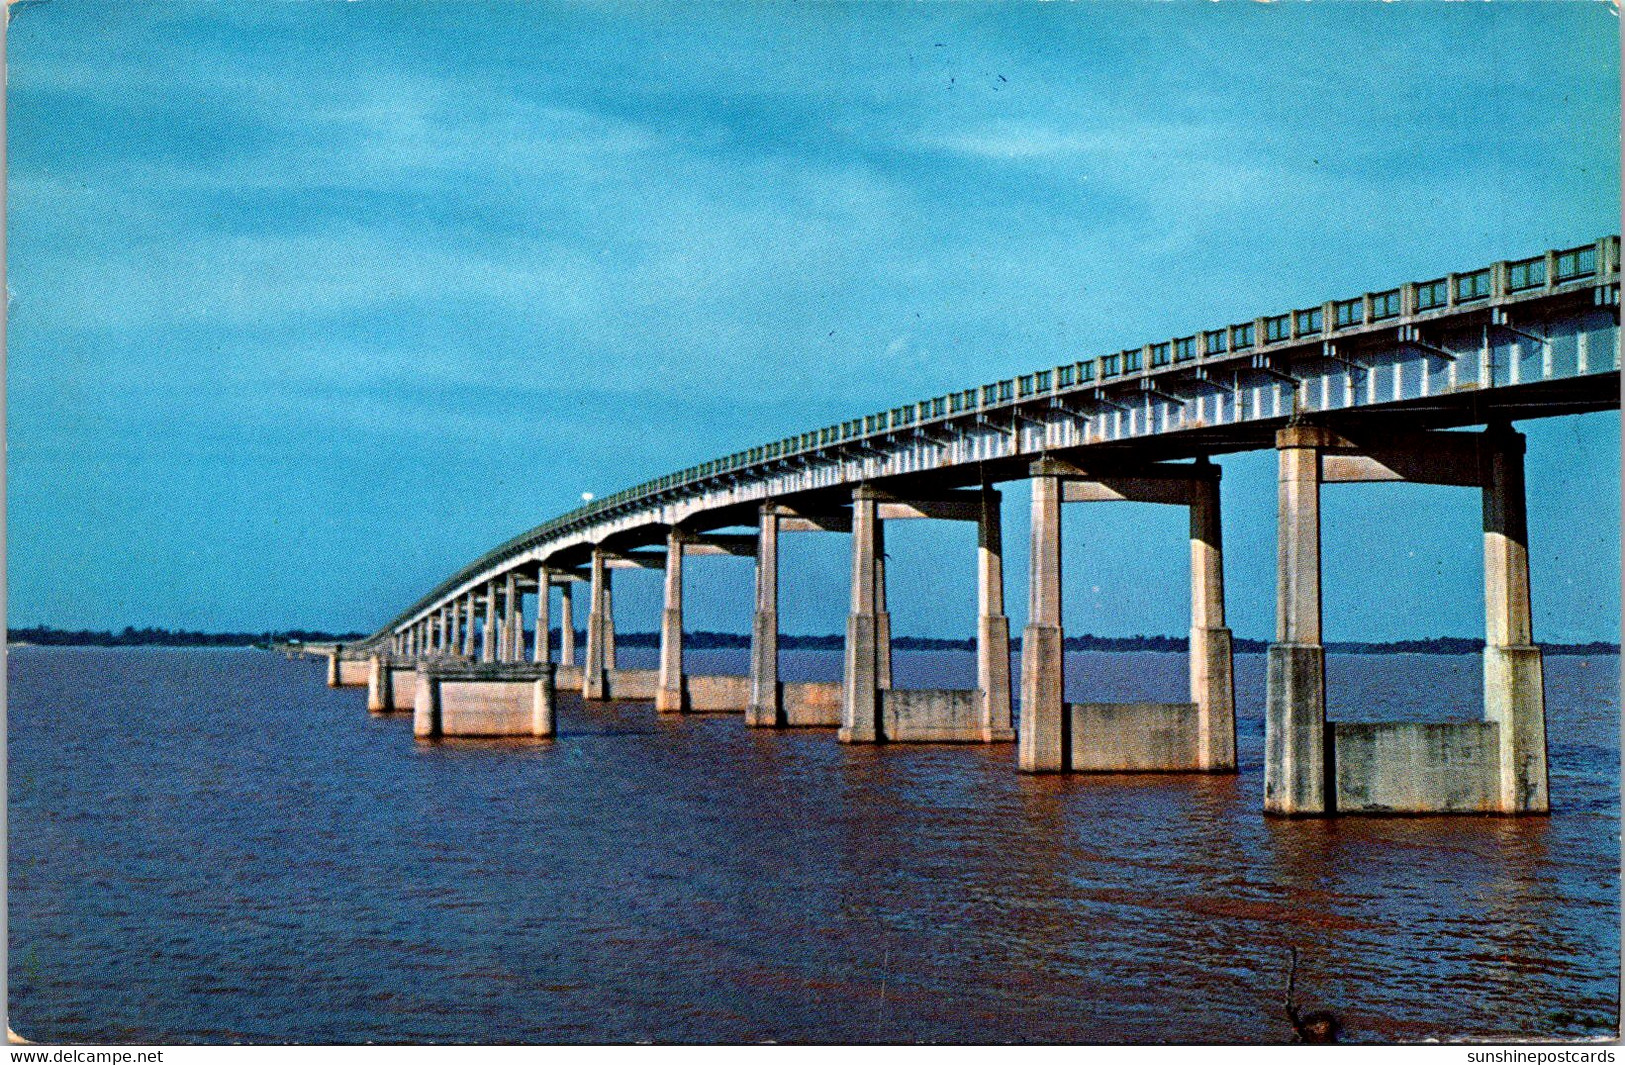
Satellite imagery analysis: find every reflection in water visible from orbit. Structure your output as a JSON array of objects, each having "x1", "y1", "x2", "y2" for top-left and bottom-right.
[{"x1": 7, "y1": 647, "x2": 1618, "y2": 1043}]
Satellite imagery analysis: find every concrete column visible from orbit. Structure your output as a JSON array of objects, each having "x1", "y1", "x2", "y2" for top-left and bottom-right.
[
  {"x1": 492, "y1": 575, "x2": 510, "y2": 662},
  {"x1": 977, "y1": 486, "x2": 1014, "y2": 742},
  {"x1": 367, "y1": 653, "x2": 390, "y2": 713},
  {"x1": 504, "y1": 571, "x2": 521, "y2": 663},
  {"x1": 657, "y1": 528, "x2": 686, "y2": 713},
  {"x1": 461, "y1": 595, "x2": 476, "y2": 659},
  {"x1": 481, "y1": 580, "x2": 498, "y2": 663},
  {"x1": 603, "y1": 570, "x2": 617, "y2": 669},
  {"x1": 533, "y1": 566, "x2": 552, "y2": 665},
  {"x1": 558, "y1": 580, "x2": 575, "y2": 666},
  {"x1": 585, "y1": 549, "x2": 608, "y2": 699},
  {"x1": 1265, "y1": 425, "x2": 1330, "y2": 815},
  {"x1": 1019, "y1": 470, "x2": 1066, "y2": 772},
  {"x1": 1482, "y1": 425, "x2": 1548, "y2": 813},
  {"x1": 492, "y1": 598, "x2": 504, "y2": 660},
  {"x1": 747, "y1": 504, "x2": 781, "y2": 727},
  {"x1": 445, "y1": 606, "x2": 458, "y2": 657},
  {"x1": 875, "y1": 520, "x2": 892, "y2": 691},
  {"x1": 1189, "y1": 464, "x2": 1237, "y2": 772},
  {"x1": 840, "y1": 487, "x2": 881, "y2": 743}
]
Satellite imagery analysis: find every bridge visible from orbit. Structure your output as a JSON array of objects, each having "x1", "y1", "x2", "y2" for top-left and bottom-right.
[{"x1": 324, "y1": 236, "x2": 1620, "y2": 817}]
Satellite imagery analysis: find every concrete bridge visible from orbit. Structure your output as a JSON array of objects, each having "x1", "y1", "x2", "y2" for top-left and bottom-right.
[{"x1": 328, "y1": 237, "x2": 1620, "y2": 817}]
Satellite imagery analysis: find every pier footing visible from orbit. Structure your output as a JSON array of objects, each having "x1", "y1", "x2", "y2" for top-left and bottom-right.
[{"x1": 414, "y1": 662, "x2": 556, "y2": 739}]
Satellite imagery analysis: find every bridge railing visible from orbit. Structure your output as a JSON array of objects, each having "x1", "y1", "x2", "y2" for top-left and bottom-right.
[{"x1": 374, "y1": 235, "x2": 1618, "y2": 639}]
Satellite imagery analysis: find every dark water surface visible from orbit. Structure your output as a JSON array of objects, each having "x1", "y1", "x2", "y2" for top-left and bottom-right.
[{"x1": 8, "y1": 646, "x2": 1619, "y2": 1043}]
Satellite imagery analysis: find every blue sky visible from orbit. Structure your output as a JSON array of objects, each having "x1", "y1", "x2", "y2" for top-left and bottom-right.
[{"x1": 6, "y1": 1, "x2": 1619, "y2": 641}]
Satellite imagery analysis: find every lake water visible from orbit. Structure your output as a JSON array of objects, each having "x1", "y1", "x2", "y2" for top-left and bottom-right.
[{"x1": 7, "y1": 646, "x2": 1619, "y2": 1043}]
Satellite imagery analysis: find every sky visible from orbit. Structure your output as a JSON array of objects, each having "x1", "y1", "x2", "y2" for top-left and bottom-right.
[{"x1": 6, "y1": 1, "x2": 1620, "y2": 642}]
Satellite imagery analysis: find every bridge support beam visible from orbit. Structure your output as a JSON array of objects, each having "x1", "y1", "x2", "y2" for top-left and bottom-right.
[
  {"x1": 1483, "y1": 425, "x2": 1548, "y2": 813},
  {"x1": 1189, "y1": 469, "x2": 1237, "y2": 771},
  {"x1": 840, "y1": 487, "x2": 883, "y2": 742},
  {"x1": 1019, "y1": 468, "x2": 1066, "y2": 771},
  {"x1": 480, "y1": 580, "x2": 497, "y2": 663},
  {"x1": 874, "y1": 521, "x2": 892, "y2": 692},
  {"x1": 1263, "y1": 426, "x2": 1352, "y2": 814},
  {"x1": 533, "y1": 565, "x2": 552, "y2": 665},
  {"x1": 502, "y1": 572, "x2": 521, "y2": 662},
  {"x1": 657, "y1": 528, "x2": 686, "y2": 713},
  {"x1": 584, "y1": 549, "x2": 616, "y2": 700},
  {"x1": 748, "y1": 505, "x2": 780, "y2": 726},
  {"x1": 558, "y1": 577, "x2": 576, "y2": 667},
  {"x1": 977, "y1": 485, "x2": 1015, "y2": 742}
]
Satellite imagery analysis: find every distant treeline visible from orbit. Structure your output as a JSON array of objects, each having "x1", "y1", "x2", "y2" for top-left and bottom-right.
[
  {"x1": 8, "y1": 626, "x2": 1617, "y2": 655},
  {"x1": 8, "y1": 626, "x2": 367, "y2": 648}
]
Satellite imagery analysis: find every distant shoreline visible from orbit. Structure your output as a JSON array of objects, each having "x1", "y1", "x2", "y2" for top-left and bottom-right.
[{"x1": 6, "y1": 626, "x2": 1617, "y2": 656}]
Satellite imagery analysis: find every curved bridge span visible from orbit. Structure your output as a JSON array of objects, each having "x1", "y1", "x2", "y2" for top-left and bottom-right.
[{"x1": 339, "y1": 236, "x2": 1620, "y2": 818}]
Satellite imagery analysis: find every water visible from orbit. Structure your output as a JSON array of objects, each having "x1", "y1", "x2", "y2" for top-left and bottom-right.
[{"x1": 7, "y1": 646, "x2": 1619, "y2": 1043}]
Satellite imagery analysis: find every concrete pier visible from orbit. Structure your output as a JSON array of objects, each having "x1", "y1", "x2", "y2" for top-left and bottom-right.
[
  {"x1": 747, "y1": 504, "x2": 781, "y2": 726},
  {"x1": 584, "y1": 549, "x2": 615, "y2": 700},
  {"x1": 367, "y1": 653, "x2": 390, "y2": 712},
  {"x1": 1264, "y1": 425, "x2": 1330, "y2": 813},
  {"x1": 367, "y1": 653, "x2": 418, "y2": 713},
  {"x1": 1264, "y1": 424, "x2": 1550, "y2": 815},
  {"x1": 1482, "y1": 426, "x2": 1548, "y2": 813},
  {"x1": 461, "y1": 594, "x2": 476, "y2": 658},
  {"x1": 874, "y1": 521, "x2": 892, "y2": 692},
  {"x1": 413, "y1": 661, "x2": 556, "y2": 739},
  {"x1": 976, "y1": 485, "x2": 1015, "y2": 743},
  {"x1": 558, "y1": 577, "x2": 575, "y2": 667},
  {"x1": 749, "y1": 504, "x2": 850, "y2": 728},
  {"x1": 1019, "y1": 466, "x2": 1066, "y2": 771},
  {"x1": 1018, "y1": 457, "x2": 1237, "y2": 773},
  {"x1": 656, "y1": 527, "x2": 686, "y2": 713},
  {"x1": 502, "y1": 571, "x2": 521, "y2": 663},
  {"x1": 839, "y1": 487, "x2": 882, "y2": 743},
  {"x1": 533, "y1": 565, "x2": 552, "y2": 665},
  {"x1": 481, "y1": 580, "x2": 497, "y2": 663},
  {"x1": 841, "y1": 486, "x2": 1009, "y2": 744},
  {"x1": 604, "y1": 571, "x2": 617, "y2": 669},
  {"x1": 327, "y1": 646, "x2": 370, "y2": 687},
  {"x1": 1188, "y1": 463, "x2": 1237, "y2": 771}
]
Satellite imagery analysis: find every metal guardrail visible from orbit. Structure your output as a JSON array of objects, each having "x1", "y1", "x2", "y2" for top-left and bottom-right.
[{"x1": 374, "y1": 236, "x2": 1620, "y2": 639}]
